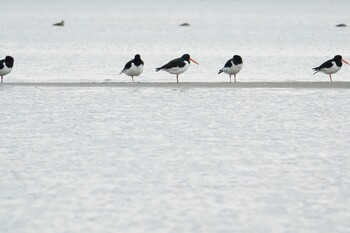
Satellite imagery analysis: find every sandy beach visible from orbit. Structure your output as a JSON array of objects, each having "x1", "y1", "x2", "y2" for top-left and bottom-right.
[{"x1": 2, "y1": 81, "x2": 350, "y2": 89}]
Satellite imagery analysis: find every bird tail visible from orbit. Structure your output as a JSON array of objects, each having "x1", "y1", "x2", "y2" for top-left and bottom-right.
[
  {"x1": 218, "y1": 69, "x2": 223, "y2": 74},
  {"x1": 156, "y1": 68, "x2": 161, "y2": 72},
  {"x1": 312, "y1": 67, "x2": 319, "y2": 75},
  {"x1": 119, "y1": 69, "x2": 125, "y2": 75}
]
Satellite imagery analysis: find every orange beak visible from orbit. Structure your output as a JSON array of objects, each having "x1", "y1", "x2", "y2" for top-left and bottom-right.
[
  {"x1": 190, "y1": 57, "x2": 199, "y2": 65},
  {"x1": 342, "y1": 58, "x2": 349, "y2": 65}
]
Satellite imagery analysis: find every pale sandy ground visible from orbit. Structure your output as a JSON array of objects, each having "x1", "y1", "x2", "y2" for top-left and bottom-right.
[{"x1": 2, "y1": 82, "x2": 350, "y2": 88}]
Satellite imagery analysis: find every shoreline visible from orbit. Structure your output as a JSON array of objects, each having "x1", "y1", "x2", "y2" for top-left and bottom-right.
[{"x1": 2, "y1": 82, "x2": 350, "y2": 89}]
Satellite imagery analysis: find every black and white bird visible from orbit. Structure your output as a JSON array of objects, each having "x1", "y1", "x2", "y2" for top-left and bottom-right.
[
  {"x1": 156, "y1": 54, "x2": 199, "y2": 83},
  {"x1": 313, "y1": 55, "x2": 349, "y2": 82},
  {"x1": 218, "y1": 55, "x2": 243, "y2": 83},
  {"x1": 119, "y1": 54, "x2": 144, "y2": 82},
  {"x1": 0, "y1": 56, "x2": 14, "y2": 83}
]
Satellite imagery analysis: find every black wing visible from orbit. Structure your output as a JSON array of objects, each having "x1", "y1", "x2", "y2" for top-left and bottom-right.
[
  {"x1": 313, "y1": 59, "x2": 333, "y2": 71},
  {"x1": 0, "y1": 59, "x2": 4, "y2": 69},
  {"x1": 120, "y1": 60, "x2": 133, "y2": 74},
  {"x1": 157, "y1": 57, "x2": 186, "y2": 70},
  {"x1": 224, "y1": 59, "x2": 233, "y2": 68}
]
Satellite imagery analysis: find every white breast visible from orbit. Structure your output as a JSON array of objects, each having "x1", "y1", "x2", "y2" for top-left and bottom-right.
[
  {"x1": 164, "y1": 61, "x2": 190, "y2": 75},
  {"x1": 222, "y1": 62, "x2": 243, "y2": 75},
  {"x1": 125, "y1": 63, "x2": 143, "y2": 77},
  {"x1": 0, "y1": 65, "x2": 12, "y2": 76},
  {"x1": 320, "y1": 62, "x2": 341, "y2": 75}
]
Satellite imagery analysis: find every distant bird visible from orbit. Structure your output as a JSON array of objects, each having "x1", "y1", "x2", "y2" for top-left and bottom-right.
[
  {"x1": 119, "y1": 54, "x2": 144, "y2": 82},
  {"x1": 179, "y1": 23, "x2": 190, "y2": 27},
  {"x1": 313, "y1": 55, "x2": 349, "y2": 82},
  {"x1": 0, "y1": 56, "x2": 14, "y2": 83},
  {"x1": 53, "y1": 20, "x2": 64, "y2": 26},
  {"x1": 156, "y1": 54, "x2": 199, "y2": 83},
  {"x1": 336, "y1": 24, "x2": 347, "y2": 27},
  {"x1": 218, "y1": 55, "x2": 243, "y2": 83}
]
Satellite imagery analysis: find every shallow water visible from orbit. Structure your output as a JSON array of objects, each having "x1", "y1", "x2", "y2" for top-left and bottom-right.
[
  {"x1": 1, "y1": 0, "x2": 350, "y2": 232},
  {"x1": 1, "y1": 86, "x2": 350, "y2": 232}
]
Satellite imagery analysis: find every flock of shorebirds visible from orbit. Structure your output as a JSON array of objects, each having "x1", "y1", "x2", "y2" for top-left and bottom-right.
[
  {"x1": 119, "y1": 54, "x2": 348, "y2": 83},
  {"x1": 0, "y1": 54, "x2": 348, "y2": 83}
]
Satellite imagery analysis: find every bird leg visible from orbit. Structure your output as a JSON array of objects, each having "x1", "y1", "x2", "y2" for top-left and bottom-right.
[
  {"x1": 329, "y1": 75, "x2": 333, "y2": 82},
  {"x1": 1, "y1": 76, "x2": 2, "y2": 83},
  {"x1": 234, "y1": 74, "x2": 237, "y2": 83},
  {"x1": 229, "y1": 75, "x2": 231, "y2": 83},
  {"x1": 176, "y1": 75, "x2": 179, "y2": 83},
  {"x1": 132, "y1": 76, "x2": 134, "y2": 83}
]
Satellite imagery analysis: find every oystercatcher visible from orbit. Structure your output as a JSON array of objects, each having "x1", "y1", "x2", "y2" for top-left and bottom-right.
[
  {"x1": 119, "y1": 54, "x2": 144, "y2": 82},
  {"x1": 156, "y1": 54, "x2": 199, "y2": 83},
  {"x1": 0, "y1": 56, "x2": 14, "y2": 83},
  {"x1": 313, "y1": 55, "x2": 349, "y2": 82},
  {"x1": 218, "y1": 55, "x2": 243, "y2": 83}
]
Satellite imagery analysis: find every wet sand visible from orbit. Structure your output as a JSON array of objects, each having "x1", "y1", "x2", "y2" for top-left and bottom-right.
[{"x1": 2, "y1": 82, "x2": 350, "y2": 89}]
